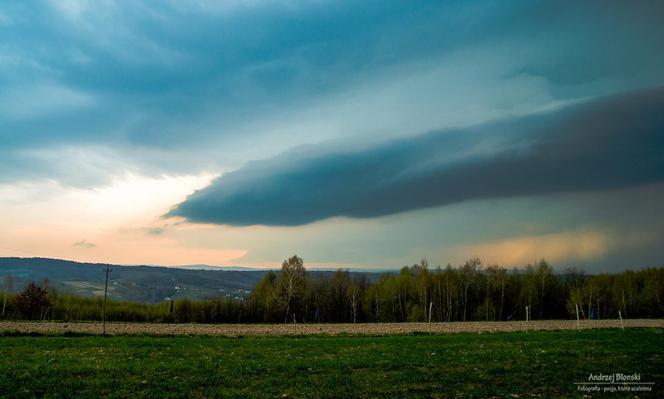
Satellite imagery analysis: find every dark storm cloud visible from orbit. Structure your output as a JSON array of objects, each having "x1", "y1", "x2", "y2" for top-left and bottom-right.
[{"x1": 168, "y1": 87, "x2": 664, "y2": 226}]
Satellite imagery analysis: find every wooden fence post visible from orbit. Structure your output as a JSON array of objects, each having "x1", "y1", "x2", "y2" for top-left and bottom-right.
[
  {"x1": 428, "y1": 302, "x2": 433, "y2": 335},
  {"x1": 618, "y1": 310, "x2": 624, "y2": 330},
  {"x1": 575, "y1": 303, "x2": 580, "y2": 331}
]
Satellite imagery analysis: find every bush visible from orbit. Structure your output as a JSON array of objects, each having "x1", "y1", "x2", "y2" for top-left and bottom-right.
[{"x1": 15, "y1": 283, "x2": 51, "y2": 320}]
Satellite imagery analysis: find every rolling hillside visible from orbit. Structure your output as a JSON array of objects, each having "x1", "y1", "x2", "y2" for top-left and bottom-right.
[
  {"x1": 0, "y1": 257, "x2": 380, "y2": 303},
  {"x1": 0, "y1": 257, "x2": 269, "y2": 303}
]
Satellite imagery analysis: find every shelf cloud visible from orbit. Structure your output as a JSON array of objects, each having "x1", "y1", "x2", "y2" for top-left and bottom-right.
[
  {"x1": 3, "y1": 1, "x2": 664, "y2": 269},
  {"x1": 168, "y1": 87, "x2": 664, "y2": 226}
]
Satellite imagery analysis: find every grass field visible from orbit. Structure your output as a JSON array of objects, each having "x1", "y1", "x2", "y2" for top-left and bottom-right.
[{"x1": 1, "y1": 329, "x2": 662, "y2": 398}]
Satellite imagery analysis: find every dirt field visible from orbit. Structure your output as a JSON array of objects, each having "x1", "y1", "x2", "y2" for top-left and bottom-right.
[{"x1": 1, "y1": 319, "x2": 662, "y2": 336}]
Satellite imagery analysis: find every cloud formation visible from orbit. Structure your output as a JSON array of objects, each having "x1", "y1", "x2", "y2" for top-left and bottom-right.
[
  {"x1": 1, "y1": 1, "x2": 663, "y2": 185},
  {"x1": 73, "y1": 239, "x2": 96, "y2": 248},
  {"x1": 168, "y1": 87, "x2": 664, "y2": 226},
  {"x1": 146, "y1": 227, "x2": 165, "y2": 236},
  {"x1": 2, "y1": 1, "x2": 664, "y2": 271}
]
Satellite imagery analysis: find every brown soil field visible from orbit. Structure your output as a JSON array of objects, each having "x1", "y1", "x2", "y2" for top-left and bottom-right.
[{"x1": 1, "y1": 319, "x2": 662, "y2": 336}]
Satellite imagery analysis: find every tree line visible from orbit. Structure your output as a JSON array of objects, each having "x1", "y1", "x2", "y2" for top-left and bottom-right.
[{"x1": 1, "y1": 256, "x2": 663, "y2": 323}]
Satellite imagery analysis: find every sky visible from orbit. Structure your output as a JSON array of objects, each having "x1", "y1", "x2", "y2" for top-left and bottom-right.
[{"x1": 1, "y1": 0, "x2": 663, "y2": 272}]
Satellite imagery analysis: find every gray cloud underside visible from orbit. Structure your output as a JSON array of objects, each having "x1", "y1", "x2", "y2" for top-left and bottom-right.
[
  {"x1": 2, "y1": 1, "x2": 663, "y2": 186},
  {"x1": 168, "y1": 87, "x2": 664, "y2": 226}
]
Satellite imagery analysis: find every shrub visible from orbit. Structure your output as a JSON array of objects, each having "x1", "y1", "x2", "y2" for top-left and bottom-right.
[{"x1": 15, "y1": 283, "x2": 51, "y2": 320}]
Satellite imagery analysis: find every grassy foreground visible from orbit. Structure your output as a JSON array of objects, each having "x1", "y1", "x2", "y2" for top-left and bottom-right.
[{"x1": 1, "y1": 329, "x2": 662, "y2": 398}]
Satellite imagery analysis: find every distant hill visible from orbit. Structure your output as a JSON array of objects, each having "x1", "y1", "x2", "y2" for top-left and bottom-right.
[{"x1": 0, "y1": 257, "x2": 381, "y2": 303}]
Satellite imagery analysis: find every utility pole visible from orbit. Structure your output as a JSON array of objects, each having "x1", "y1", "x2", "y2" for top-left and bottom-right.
[
  {"x1": 102, "y1": 266, "x2": 111, "y2": 336},
  {"x1": 2, "y1": 275, "x2": 13, "y2": 319}
]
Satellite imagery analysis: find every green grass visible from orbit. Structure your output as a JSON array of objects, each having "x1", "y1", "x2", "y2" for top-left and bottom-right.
[{"x1": 1, "y1": 329, "x2": 662, "y2": 398}]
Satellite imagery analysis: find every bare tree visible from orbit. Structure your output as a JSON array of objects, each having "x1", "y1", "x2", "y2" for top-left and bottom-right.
[
  {"x1": 443, "y1": 264, "x2": 456, "y2": 322},
  {"x1": 522, "y1": 264, "x2": 537, "y2": 320},
  {"x1": 414, "y1": 259, "x2": 430, "y2": 321},
  {"x1": 497, "y1": 267, "x2": 507, "y2": 321},
  {"x1": 348, "y1": 281, "x2": 359, "y2": 323},
  {"x1": 277, "y1": 255, "x2": 306, "y2": 322},
  {"x1": 484, "y1": 267, "x2": 493, "y2": 321},
  {"x1": 461, "y1": 257, "x2": 482, "y2": 322}
]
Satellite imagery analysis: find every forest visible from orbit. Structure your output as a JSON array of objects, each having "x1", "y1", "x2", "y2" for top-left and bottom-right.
[{"x1": 1, "y1": 256, "x2": 663, "y2": 323}]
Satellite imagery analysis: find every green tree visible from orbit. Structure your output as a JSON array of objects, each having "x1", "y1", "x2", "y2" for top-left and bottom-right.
[
  {"x1": 520, "y1": 264, "x2": 537, "y2": 320},
  {"x1": 643, "y1": 268, "x2": 664, "y2": 315},
  {"x1": 412, "y1": 259, "x2": 431, "y2": 321},
  {"x1": 536, "y1": 260, "x2": 553, "y2": 319},
  {"x1": 248, "y1": 271, "x2": 279, "y2": 322},
  {"x1": 485, "y1": 265, "x2": 508, "y2": 321}
]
